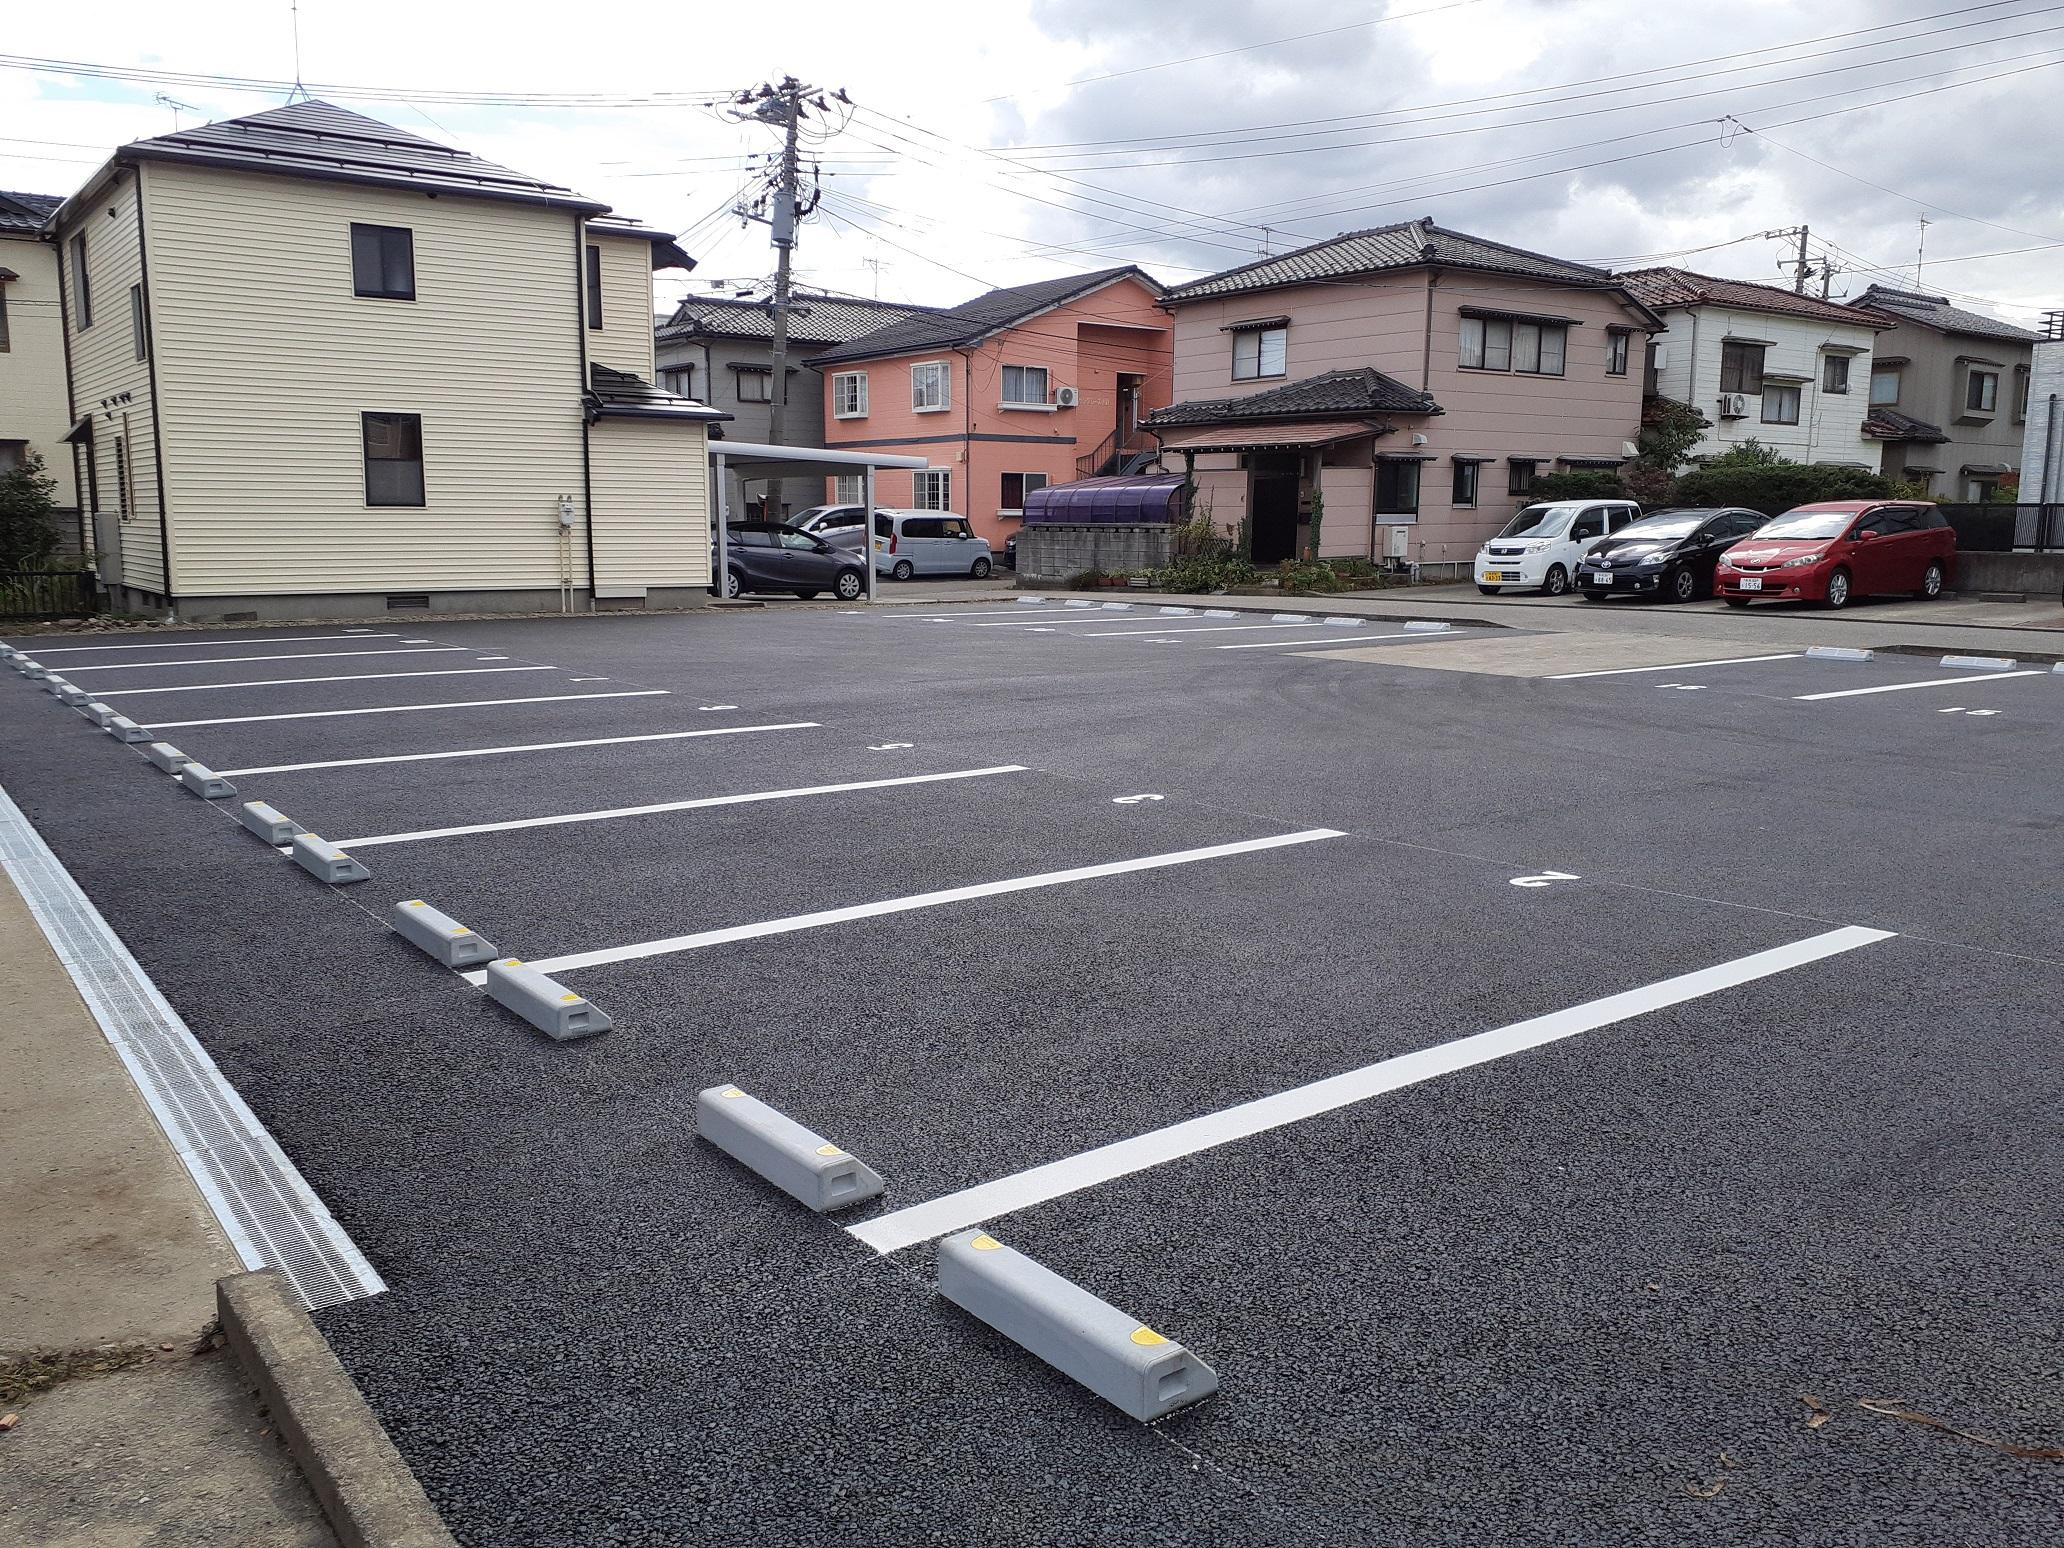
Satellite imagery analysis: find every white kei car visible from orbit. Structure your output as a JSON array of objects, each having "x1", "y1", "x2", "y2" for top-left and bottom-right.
[{"x1": 1474, "y1": 500, "x2": 1642, "y2": 596}]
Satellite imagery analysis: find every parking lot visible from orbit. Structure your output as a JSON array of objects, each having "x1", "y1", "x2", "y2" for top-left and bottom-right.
[{"x1": 4, "y1": 599, "x2": 2060, "y2": 1548}]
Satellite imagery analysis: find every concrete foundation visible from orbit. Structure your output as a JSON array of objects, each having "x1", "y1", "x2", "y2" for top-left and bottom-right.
[
  {"x1": 1017, "y1": 523, "x2": 1177, "y2": 585},
  {"x1": 97, "y1": 585, "x2": 715, "y2": 624}
]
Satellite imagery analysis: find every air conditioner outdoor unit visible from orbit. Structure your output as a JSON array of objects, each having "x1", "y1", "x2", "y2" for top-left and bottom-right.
[
  {"x1": 1717, "y1": 392, "x2": 1749, "y2": 418},
  {"x1": 1386, "y1": 525, "x2": 1411, "y2": 560},
  {"x1": 1053, "y1": 385, "x2": 1080, "y2": 407}
]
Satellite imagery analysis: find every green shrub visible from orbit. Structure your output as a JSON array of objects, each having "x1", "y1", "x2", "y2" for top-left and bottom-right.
[
  {"x1": 1529, "y1": 470, "x2": 1623, "y2": 502},
  {"x1": 0, "y1": 448, "x2": 64, "y2": 571},
  {"x1": 1153, "y1": 551, "x2": 1257, "y2": 593},
  {"x1": 1672, "y1": 461, "x2": 1892, "y2": 517},
  {"x1": 1273, "y1": 558, "x2": 1386, "y2": 594},
  {"x1": 1066, "y1": 567, "x2": 1106, "y2": 588}
]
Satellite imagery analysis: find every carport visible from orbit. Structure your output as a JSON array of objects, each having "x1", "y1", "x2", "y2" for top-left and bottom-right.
[{"x1": 710, "y1": 442, "x2": 932, "y2": 603}]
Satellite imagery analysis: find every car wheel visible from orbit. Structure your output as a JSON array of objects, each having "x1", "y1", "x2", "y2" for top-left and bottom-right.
[
  {"x1": 793, "y1": 589, "x2": 819, "y2": 600},
  {"x1": 1543, "y1": 564, "x2": 1569, "y2": 597},
  {"x1": 971, "y1": 556, "x2": 993, "y2": 579},
  {"x1": 1724, "y1": 597, "x2": 1751, "y2": 609},
  {"x1": 834, "y1": 570, "x2": 863, "y2": 601},
  {"x1": 891, "y1": 559, "x2": 915, "y2": 582},
  {"x1": 1825, "y1": 567, "x2": 1853, "y2": 609},
  {"x1": 1915, "y1": 560, "x2": 1944, "y2": 600},
  {"x1": 1669, "y1": 566, "x2": 1698, "y2": 603},
  {"x1": 1476, "y1": 584, "x2": 1499, "y2": 595},
  {"x1": 724, "y1": 569, "x2": 744, "y2": 599}
]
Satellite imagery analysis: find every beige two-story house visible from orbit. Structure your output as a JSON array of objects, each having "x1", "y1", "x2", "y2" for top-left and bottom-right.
[
  {"x1": 1847, "y1": 284, "x2": 2039, "y2": 500},
  {"x1": 1148, "y1": 220, "x2": 1661, "y2": 574},
  {"x1": 50, "y1": 101, "x2": 723, "y2": 620},
  {"x1": 1, "y1": 190, "x2": 80, "y2": 554}
]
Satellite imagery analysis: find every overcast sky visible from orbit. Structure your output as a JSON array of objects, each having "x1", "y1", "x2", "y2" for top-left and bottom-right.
[{"x1": 4, "y1": 0, "x2": 2059, "y2": 324}]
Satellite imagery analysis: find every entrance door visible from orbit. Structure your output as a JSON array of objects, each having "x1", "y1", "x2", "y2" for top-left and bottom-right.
[{"x1": 1249, "y1": 454, "x2": 1301, "y2": 565}]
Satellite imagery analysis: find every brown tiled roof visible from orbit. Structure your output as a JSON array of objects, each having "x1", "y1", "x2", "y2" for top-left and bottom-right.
[
  {"x1": 0, "y1": 190, "x2": 61, "y2": 235},
  {"x1": 1155, "y1": 419, "x2": 1387, "y2": 452},
  {"x1": 659, "y1": 290, "x2": 938, "y2": 347},
  {"x1": 1147, "y1": 367, "x2": 1438, "y2": 427},
  {"x1": 1862, "y1": 407, "x2": 1950, "y2": 443},
  {"x1": 1618, "y1": 266, "x2": 1888, "y2": 328},
  {"x1": 1850, "y1": 284, "x2": 2041, "y2": 344}
]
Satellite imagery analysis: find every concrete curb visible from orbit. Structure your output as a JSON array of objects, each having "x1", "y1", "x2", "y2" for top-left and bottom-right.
[{"x1": 217, "y1": 1272, "x2": 455, "y2": 1548}]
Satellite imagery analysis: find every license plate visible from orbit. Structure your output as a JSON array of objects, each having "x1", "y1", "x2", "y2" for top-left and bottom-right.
[
  {"x1": 1588, "y1": 574, "x2": 1612, "y2": 587},
  {"x1": 1739, "y1": 577, "x2": 1763, "y2": 591},
  {"x1": 1485, "y1": 571, "x2": 1510, "y2": 582}
]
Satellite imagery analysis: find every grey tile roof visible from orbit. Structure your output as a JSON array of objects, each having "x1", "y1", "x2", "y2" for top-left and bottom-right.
[
  {"x1": 1146, "y1": 367, "x2": 1440, "y2": 426},
  {"x1": 808, "y1": 266, "x2": 1160, "y2": 366},
  {"x1": 1619, "y1": 266, "x2": 1885, "y2": 328},
  {"x1": 0, "y1": 190, "x2": 61, "y2": 235},
  {"x1": 659, "y1": 290, "x2": 938, "y2": 347},
  {"x1": 110, "y1": 101, "x2": 608, "y2": 213},
  {"x1": 1850, "y1": 284, "x2": 2041, "y2": 344},
  {"x1": 587, "y1": 363, "x2": 729, "y2": 423},
  {"x1": 1162, "y1": 219, "x2": 1622, "y2": 303},
  {"x1": 1862, "y1": 406, "x2": 1951, "y2": 443}
]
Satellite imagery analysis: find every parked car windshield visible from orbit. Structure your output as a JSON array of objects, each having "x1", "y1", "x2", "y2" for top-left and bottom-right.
[
  {"x1": 1615, "y1": 514, "x2": 1702, "y2": 540},
  {"x1": 1756, "y1": 512, "x2": 1852, "y2": 540},
  {"x1": 1497, "y1": 507, "x2": 1572, "y2": 539}
]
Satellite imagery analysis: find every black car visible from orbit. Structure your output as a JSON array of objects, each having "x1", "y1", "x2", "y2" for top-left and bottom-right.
[
  {"x1": 1576, "y1": 507, "x2": 1767, "y2": 603},
  {"x1": 717, "y1": 522, "x2": 867, "y2": 601}
]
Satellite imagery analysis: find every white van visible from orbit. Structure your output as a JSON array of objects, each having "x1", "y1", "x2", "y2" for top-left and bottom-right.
[
  {"x1": 867, "y1": 509, "x2": 995, "y2": 581},
  {"x1": 1474, "y1": 500, "x2": 1642, "y2": 595}
]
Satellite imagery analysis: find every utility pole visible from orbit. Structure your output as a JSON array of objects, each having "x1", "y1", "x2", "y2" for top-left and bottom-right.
[
  {"x1": 731, "y1": 77, "x2": 837, "y2": 518},
  {"x1": 1915, "y1": 215, "x2": 1932, "y2": 288},
  {"x1": 1792, "y1": 224, "x2": 1811, "y2": 294}
]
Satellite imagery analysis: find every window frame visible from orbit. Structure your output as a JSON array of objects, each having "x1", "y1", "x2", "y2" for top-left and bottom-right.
[
  {"x1": 1461, "y1": 315, "x2": 1563, "y2": 376},
  {"x1": 360, "y1": 411, "x2": 427, "y2": 509},
  {"x1": 0, "y1": 283, "x2": 10, "y2": 352},
  {"x1": 1507, "y1": 458, "x2": 1537, "y2": 496},
  {"x1": 1965, "y1": 369, "x2": 1999, "y2": 414},
  {"x1": 831, "y1": 475, "x2": 863, "y2": 504},
  {"x1": 831, "y1": 371, "x2": 869, "y2": 419},
  {"x1": 1000, "y1": 470, "x2": 1050, "y2": 513},
  {"x1": 912, "y1": 468, "x2": 952, "y2": 510},
  {"x1": 1760, "y1": 384, "x2": 1801, "y2": 425},
  {"x1": 1719, "y1": 341, "x2": 1765, "y2": 396},
  {"x1": 71, "y1": 232, "x2": 92, "y2": 329},
  {"x1": 1451, "y1": 458, "x2": 1480, "y2": 509},
  {"x1": 584, "y1": 243, "x2": 603, "y2": 330},
  {"x1": 1606, "y1": 331, "x2": 1629, "y2": 376},
  {"x1": 1822, "y1": 354, "x2": 1850, "y2": 393},
  {"x1": 348, "y1": 223, "x2": 416, "y2": 302},
  {"x1": 999, "y1": 364, "x2": 1051, "y2": 408},
  {"x1": 734, "y1": 368, "x2": 774, "y2": 405},
  {"x1": 130, "y1": 282, "x2": 149, "y2": 361},
  {"x1": 911, "y1": 360, "x2": 952, "y2": 413},
  {"x1": 1869, "y1": 365, "x2": 1902, "y2": 406},
  {"x1": 1375, "y1": 459, "x2": 1421, "y2": 518},
  {"x1": 1231, "y1": 325, "x2": 1288, "y2": 381},
  {"x1": 2014, "y1": 365, "x2": 2030, "y2": 423},
  {"x1": 660, "y1": 365, "x2": 695, "y2": 398}
]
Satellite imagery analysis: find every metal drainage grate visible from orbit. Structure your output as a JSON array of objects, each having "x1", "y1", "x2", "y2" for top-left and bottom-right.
[{"x1": 0, "y1": 782, "x2": 384, "y2": 1311}]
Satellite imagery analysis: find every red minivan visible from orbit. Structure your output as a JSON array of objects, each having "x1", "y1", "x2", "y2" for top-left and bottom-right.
[{"x1": 1714, "y1": 500, "x2": 1955, "y2": 609}]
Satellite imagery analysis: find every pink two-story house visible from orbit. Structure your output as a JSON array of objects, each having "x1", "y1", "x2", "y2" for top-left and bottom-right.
[
  {"x1": 1149, "y1": 220, "x2": 1663, "y2": 575},
  {"x1": 811, "y1": 267, "x2": 1171, "y2": 548}
]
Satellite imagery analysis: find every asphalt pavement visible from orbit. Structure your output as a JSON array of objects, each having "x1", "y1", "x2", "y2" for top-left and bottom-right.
[{"x1": 2, "y1": 600, "x2": 2058, "y2": 1547}]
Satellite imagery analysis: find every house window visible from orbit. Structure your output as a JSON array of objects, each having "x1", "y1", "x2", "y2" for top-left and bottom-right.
[
  {"x1": 1719, "y1": 341, "x2": 1765, "y2": 395},
  {"x1": 1606, "y1": 331, "x2": 1629, "y2": 375},
  {"x1": 735, "y1": 369, "x2": 773, "y2": 404},
  {"x1": 1869, "y1": 365, "x2": 1902, "y2": 405},
  {"x1": 82, "y1": 441, "x2": 100, "y2": 512},
  {"x1": 832, "y1": 474, "x2": 863, "y2": 504},
  {"x1": 1460, "y1": 317, "x2": 1507, "y2": 370},
  {"x1": 1966, "y1": 369, "x2": 1999, "y2": 413},
  {"x1": 130, "y1": 283, "x2": 148, "y2": 361},
  {"x1": 661, "y1": 366, "x2": 695, "y2": 397},
  {"x1": 1451, "y1": 459, "x2": 1480, "y2": 508},
  {"x1": 913, "y1": 468, "x2": 951, "y2": 510},
  {"x1": 1460, "y1": 316, "x2": 1567, "y2": 375},
  {"x1": 349, "y1": 224, "x2": 415, "y2": 300},
  {"x1": 1231, "y1": 326, "x2": 1287, "y2": 380},
  {"x1": 361, "y1": 412, "x2": 426, "y2": 507},
  {"x1": 1001, "y1": 471, "x2": 1049, "y2": 512},
  {"x1": 1001, "y1": 365, "x2": 1049, "y2": 406},
  {"x1": 1376, "y1": 459, "x2": 1421, "y2": 517},
  {"x1": 912, "y1": 360, "x2": 951, "y2": 411},
  {"x1": 112, "y1": 436, "x2": 129, "y2": 518},
  {"x1": 1507, "y1": 458, "x2": 1537, "y2": 496},
  {"x1": 0, "y1": 284, "x2": 9, "y2": 351},
  {"x1": 0, "y1": 440, "x2": 23, "y2": 472},
  {"x1": 1515, "y1": 322, "x2": 1565, "y2": 376},
  {"x1": 832, "y1": 371, "x2": 869, "y2": 418},
  {"x1": 1822, "y1": 354, "x2": 1850, "y2": 393},
  {"x1": 584, "y1": 244, "x2": 603, "y2": 329},
  {"x1": 71, "y1": 233, "x2": 91, "y2": 328},
  {"x1": 1761, "y1": 384, "x2": 1801, "y2": 425},
  {"x1": 2015, "y1": 365, "x2": 2031, "y2": 422}
]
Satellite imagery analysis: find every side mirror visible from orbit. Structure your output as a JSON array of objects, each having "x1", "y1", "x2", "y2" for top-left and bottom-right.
[{"x1": 1857, "y1": 530, "x2": 1878, "y2": 541}]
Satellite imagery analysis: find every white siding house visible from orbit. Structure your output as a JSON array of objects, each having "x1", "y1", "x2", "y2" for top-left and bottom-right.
[
  {"x1": 49, "y1": 101, "x2": 724, "y2": 620},
  {"x1": 1, "y1": 190, "x2": 79, "y2": 552},
  {"x1": 1620, "y1": 267, "x2": 1884, "y2": 467}
]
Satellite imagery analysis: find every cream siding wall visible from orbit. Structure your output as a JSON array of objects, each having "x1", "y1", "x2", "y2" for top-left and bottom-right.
[
  {"x1": 141, "y1": 162, "x2": 588, "y2": 596},
  {"x1": 58, "y1": 171, "x2": 165, "y2": 591},
  {"x1": 1170, "y1": 278, "x2": 1431, "y2": 402},
  {"x1": 588, "y1": 417, "x2": 712, "y2": 593},
  {"x1": 0, "y1": 234, "x2": 78, "y2": 509},
  {"x1": 585, "y1": 232, "x2": 655, "y2": 380},
  {"x1": 1647, "y1": 306, "x2": 1878, "y2": 464}
]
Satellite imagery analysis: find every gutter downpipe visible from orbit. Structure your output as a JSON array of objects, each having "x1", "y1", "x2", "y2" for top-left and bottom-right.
[
  {"x1": 574, "y1": 219, "x2": 597, "y2": 611},
  {"x1": 133, "y1": 169, "x2": 175, "y2": 615}
]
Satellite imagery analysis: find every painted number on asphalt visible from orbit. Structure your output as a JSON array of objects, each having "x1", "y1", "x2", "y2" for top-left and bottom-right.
[
  {"x1": 1937, "y1": 707, "x2": 2001, "y2": 716},
  {"x1": 1510, "y1": 870, "x2": 1580, "y2": 888},
  {"x1": 870, "y1": 742, "x2": 914, "y2": 750},
  {"x1": 1112, "y1": 794, "x2": 1165, "y2": 805},
  {"x1": 699, "y1": 704, "x2": 738, "y2": 711},
  {"x1": 1657, "y1": 683, "x2": 1704, "y2": 691}
]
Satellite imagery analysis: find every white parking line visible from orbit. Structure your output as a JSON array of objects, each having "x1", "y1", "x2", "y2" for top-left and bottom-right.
[
  {"x1": 60, "y1": 646, "x2": 468, "y2": 673},
  {"x1": 1794, "y1": 670, "x2": 2048, "y2": 701},
  {"x1": 461, "y1": 827, "x2": 1344, "y2": 984},
  {"x1": 1081, "y1": 621, "x2": 1331, "y2": 638},
  {"x1": 93, "y1": 665, "x2": 554, "y2": 697},
  {"x1": 142, "y1": 689, "x2": 668, "y2": 729},
  {"x1": 334, "y1": 765, "x2": 1029, "y2": 849},
  {"x1": 214, "y1": 722, "x2": 818, "y2": 777},
  {"x1": 891, "y1": 609, "x2": 1049, "y2": 621},
  {"x1": 25, "y1": 633, "x2": 404, "y2": 655},
  {"x1": 965, "y1": 616, "x2": 1113, "y2": 628},
  {"x1": 1215, "y1": 628, "x2": 1473, "y2": 651},
  {"x1": 847, "y1": 924, "x2": 1895, "y2": 1253},
  {"x1": 1548, "y1": 653, "x2": 1802, "y2": 680}
]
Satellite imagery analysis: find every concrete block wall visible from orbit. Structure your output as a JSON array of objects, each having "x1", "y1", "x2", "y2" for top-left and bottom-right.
[
  {"x1": 1017, "y1": 523, "x2": 1177, "y2": 583},
  {"x1": 2021, "y1": 339, "x2": 2064, "y2": 503}
]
